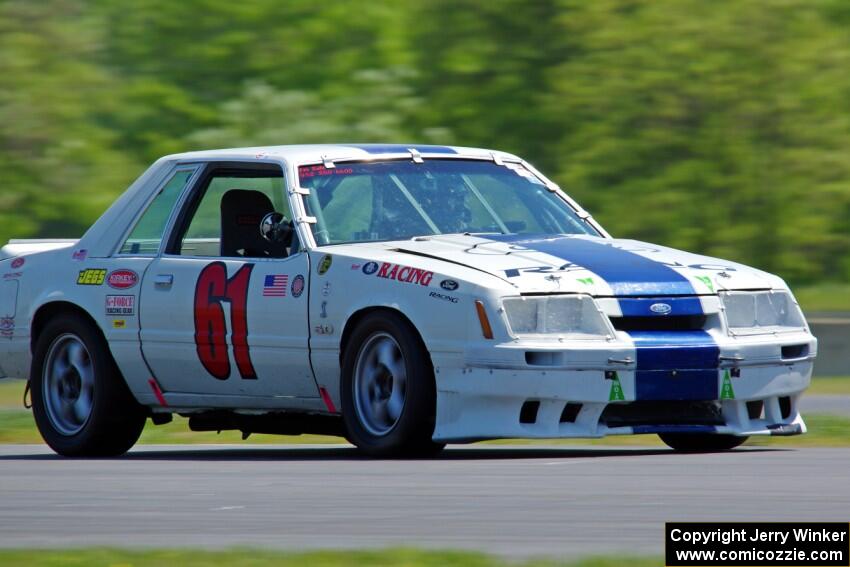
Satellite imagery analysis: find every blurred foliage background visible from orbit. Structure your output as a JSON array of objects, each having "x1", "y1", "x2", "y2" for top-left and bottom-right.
[{"x1": 2, "y1": 0, "x2": 849, "y2": 288}]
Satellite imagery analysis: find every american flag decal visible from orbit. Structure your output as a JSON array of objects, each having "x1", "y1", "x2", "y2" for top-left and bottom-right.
[{"x1": 262, "y1": 274, "x2": 288, "y2": 297}]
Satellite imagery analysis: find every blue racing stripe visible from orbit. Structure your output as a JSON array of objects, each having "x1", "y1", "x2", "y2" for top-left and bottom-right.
[
  {"x1": 342, "y1": 144, "x2": 457, "y2": 155},
  {"x1": 483, "y1": 234, "x2": 720, "y2": 401},
  {"x1": 630, "y1": 331, "x2": 719, "y2": 401},
  {"x1": 485, "y1": 235, "x2": 695, "y2": 296}
]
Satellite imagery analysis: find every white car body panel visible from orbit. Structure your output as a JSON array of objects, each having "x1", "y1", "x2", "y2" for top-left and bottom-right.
[{"x1": 0, "y1": 143, "x2": 817, "y2": 443}]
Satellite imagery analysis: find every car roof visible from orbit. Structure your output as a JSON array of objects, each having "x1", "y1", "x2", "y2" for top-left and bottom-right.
[{"x1": 162, "y1": 143, "x2": 520, "y2": 164}]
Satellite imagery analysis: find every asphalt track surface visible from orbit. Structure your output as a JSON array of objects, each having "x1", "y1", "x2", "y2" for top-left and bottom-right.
[{"x1": 0, "y1": 444, "x2": 848, "y2": 557}]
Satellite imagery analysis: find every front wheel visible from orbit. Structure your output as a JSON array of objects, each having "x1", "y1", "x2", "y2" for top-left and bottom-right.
[
  {"x1": 31, "y1": 314, "x2": 146, "y2": 457},
  {"x1": 341, "y1": 311, "x2": 444, "y2": 457},
  {"x1": 658, "y1": 433, "x2": 748, "y2": 453}
]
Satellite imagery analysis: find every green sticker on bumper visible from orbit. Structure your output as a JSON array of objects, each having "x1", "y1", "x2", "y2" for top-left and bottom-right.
[
  {"x1": 721, "y1": 369, "x2": 735, "y2": 399},
  {"x1": 609, "y1": 372, "x2": 625, "y2": 401}
]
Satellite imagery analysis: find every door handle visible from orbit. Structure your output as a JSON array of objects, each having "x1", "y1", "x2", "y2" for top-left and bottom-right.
[{"x1": 154, "y1": 274, "x2": 174, "y2": 288}]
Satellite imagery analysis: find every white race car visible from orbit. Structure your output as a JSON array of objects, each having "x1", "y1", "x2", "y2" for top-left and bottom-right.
[{"x1": 0, "y1": 144, "x2": 816, "y2": 456}]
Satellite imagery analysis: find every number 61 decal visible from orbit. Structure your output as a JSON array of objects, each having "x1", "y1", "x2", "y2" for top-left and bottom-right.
[{"x1": 194, "y1": 262, "x2": 256, "y2": 380}]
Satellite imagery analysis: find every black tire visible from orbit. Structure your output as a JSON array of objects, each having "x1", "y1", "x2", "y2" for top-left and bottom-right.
[
  {"x1": 658, "y1": 433, "x2": 748, "y2": 453},
  {"x1": 30, "y1": 314, "x2": 146, "y2": 457},
  {"x1": 341, "y1": 311, "x2": 445, "y2": 457}
]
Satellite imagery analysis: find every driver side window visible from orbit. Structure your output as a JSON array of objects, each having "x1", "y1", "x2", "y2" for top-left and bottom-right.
[{"x1": 174, "y1": 165, "x2": 295, "y2": 258}]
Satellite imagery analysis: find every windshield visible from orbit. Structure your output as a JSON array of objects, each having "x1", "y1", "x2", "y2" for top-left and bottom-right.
[{"x1": 298, "y1": 159, "x2": 598, "y2": 245}]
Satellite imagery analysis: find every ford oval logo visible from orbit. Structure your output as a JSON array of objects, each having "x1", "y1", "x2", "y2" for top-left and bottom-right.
[
  {"x1": 650, "y1": 303, "x2": 672, "y2": 315},
  {"x1": 440, "y1": 279, "x2": 459, "y2": 291}
]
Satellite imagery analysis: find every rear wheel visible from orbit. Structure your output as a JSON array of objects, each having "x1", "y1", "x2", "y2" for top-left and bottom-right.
[
  {"x1": 31, "y1": 314, "x2": 146, "y2": 457},
  {"x1": 658, "y1": 433, "x2": 748, "y2": 453},
  {"x1": 341, "y1": 311, "x2": 444, "y2": 457}
]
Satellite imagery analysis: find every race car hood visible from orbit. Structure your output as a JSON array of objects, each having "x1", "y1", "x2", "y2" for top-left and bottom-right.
[{"x1": 381, "y1": 233, "x2": 778, "y2": 296}]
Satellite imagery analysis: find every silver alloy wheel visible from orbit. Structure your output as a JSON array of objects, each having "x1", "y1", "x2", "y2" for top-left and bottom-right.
[
  {"x1": 353, "y1": 332, "x2": 407, "y2": 436},
  {"x1": 42, "y1": 333, "x2": 95, "y2": 436}
]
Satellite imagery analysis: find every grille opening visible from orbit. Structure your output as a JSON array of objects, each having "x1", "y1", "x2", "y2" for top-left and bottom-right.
[
  {"x1": 746, "y1": 400, "x2": 764, "y2": 420},
  {"x1": 779, "y1": 396, "x2": 792, "y2": 419},
  {"x1": 781, "y1": 344, "x2": 808, "y2": 360},
  {"x1": 600, "y1": 401, "x2": 723, "y2": 428},
  {"x1": 519, "y1": 400, "x2": 540, "y2": 424},
  {"x1": 610, "y1": 315, "x2": 707, "y2": 332},
  {"x1": 525, "y1": 351, "x2": 560, "y2": 366},
  {"x1": 560, "y1": 403, "x2": 583, "y2": 423}
]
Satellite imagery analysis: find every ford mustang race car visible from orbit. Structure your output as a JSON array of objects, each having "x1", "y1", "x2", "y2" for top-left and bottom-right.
[{"x1": 0, "y1": 144, "x2": 816, "y2": 456}]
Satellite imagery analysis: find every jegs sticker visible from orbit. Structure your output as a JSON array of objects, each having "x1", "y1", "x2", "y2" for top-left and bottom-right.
[
  {"x1": 105, "y1": 295, "x2": 135, "y2": 316},
  {"x1": 77, "y1": 269, "x2": 106, "y2": 285}
]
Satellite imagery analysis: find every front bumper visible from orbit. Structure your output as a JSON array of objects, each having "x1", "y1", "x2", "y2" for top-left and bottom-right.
[{"x1": 431, "y1": 335, "x2": 814, "y2": 442}]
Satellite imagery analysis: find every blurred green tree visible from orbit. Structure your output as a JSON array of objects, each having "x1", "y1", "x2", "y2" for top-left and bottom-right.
[{"x1": 0, "y1": 0, "x2": 848, "y2": 286}]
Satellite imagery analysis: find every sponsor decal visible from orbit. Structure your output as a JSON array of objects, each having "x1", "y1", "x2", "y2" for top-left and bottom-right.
[
  {"x1": 107, "y1": 269, "x2": 138, "y2": 289},
  {"x1": 362, "y1": 261, "x2": 379, "y2": 275},
  {"x1": 0, "y1": 316, "x2": 13, "y2": 338},
  {"x1": 440, "y1": 279, "x2": 459, "y2": 291},
  {"x1": 319, "y1": 301, "x2": 328, "y2": 318},
  {"x1": 10, "y1": 257, "x2": 24, "y2": 269},
  {"x1": 608, "y1": 371, "x2": 625, "y2": 402},
  {"x1": 317, "y1": 254, "x2": 333, "y2": 275},
  {"x1": 721, "y1": 369, "x2": 735, "y2": 400},
  {"x1": 299, "y1": 165, "x2": 355, "y2": 179},
  {"x1": 291, "y1": 274, "x2": 305, "y2": 298},
  {"x1": 112, "y1": 319, "x2": 126, "y2": 329},
  {"x1": 314, "y1": 324, "x2": 334, "y2": 335},
  {"x1": 71, "y1": 249, "x2": 87, "y2": 261},
  {"x1": 650, "y1": 303, "x2": 672, "y2": 315},
  {"x1": 504, "y1": 264, "x2": 582, "y2": 278},
  {"x1": 429, "y1": 291, "x2": 458, "y2": 304},
  {"x1": 695, "y1": 275, "x2": 715, "y2": 292},
  {"x1": 3, "y1": 272, "x2": 22, "y2": 280},
  {"x1": 263, "y1": 274, "x2": 288, "y2": 297},
  {"x1": 577, "y1": 277, "x2": 594, "y2": 285},
  {"x1": 366, "y1": 262, "x2": 434, "y2": 286},
  {"x1": 106, "y1": 295, "x2": 135, "y2": 316},
  {"x1": 322, "y1": 281, "x2": 331, "y2": 296},
  {"x1": 350, "y1": 263, "x2": 362, "y2": 270},
  {"x1": 77, "y1": 268, "x2": 107, "y2": 285},
  {"x1": 194, "y1": 262, "x2": 256, "y2": 381}
]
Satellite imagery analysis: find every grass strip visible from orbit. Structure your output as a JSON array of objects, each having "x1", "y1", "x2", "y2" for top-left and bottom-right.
[
  {"x1": 0, "y1": 549, "x2": 660, "y2": 567},
  {"x1": 1, "y1": 379, "x2": 847, "y2": 447},
  {"x1": 1, "y1": 408, "x2": 847, "y2": 447}
]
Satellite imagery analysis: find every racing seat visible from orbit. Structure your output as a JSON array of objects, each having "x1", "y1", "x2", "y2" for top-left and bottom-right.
[{"x1": 220, "y1": 189, "x2": 288, "y2": 258}]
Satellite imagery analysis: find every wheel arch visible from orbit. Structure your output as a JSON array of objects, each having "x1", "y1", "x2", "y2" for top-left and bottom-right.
[
  {"x1": 339, "y1": 306, "x2": 431, "y2": 370},
  {"x1": 31, "y1": 301, "x2": 106, "y2": 355},
  {"x1": 30, "y1": 299, "x2": 147, "y2": 410}
]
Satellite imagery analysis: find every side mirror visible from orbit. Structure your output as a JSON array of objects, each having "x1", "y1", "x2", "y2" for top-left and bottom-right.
[{"x1": 260, "y1": 211, "x2": 292, "y2": 243}]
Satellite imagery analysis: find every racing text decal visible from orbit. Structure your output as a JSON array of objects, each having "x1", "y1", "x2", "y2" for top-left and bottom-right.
[
  {"x1": 193, "y1": 262, "x2": 256, "y2": 380},
  {"x1": 362, "y1": 261, "x2": 433, "y2": 286}
]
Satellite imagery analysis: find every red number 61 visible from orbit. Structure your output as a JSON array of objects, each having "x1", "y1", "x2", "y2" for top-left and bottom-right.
[{"x1": 193, "y1": 262, "x2": 256, "y2": 380}]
